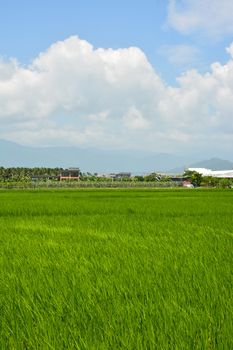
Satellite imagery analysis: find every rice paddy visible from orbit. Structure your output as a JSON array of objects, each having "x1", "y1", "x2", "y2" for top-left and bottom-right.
[{"x1": 0, "y1": 189, "x2": 232, "y2": 349}]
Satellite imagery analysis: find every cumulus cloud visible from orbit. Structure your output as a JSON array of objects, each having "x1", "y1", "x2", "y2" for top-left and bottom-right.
[
  {"x1": 0, "y1": 35, "x2": 233, "y2": 155},
  {"x1": 167, "y1": 0, "x2": 233, "y2": 39},
  {"x1": 123, "y1": 106, "x2": 150, "y2": 130},
  {"x1": 158, "y1": 44, "x2": 201, "y2": 67}
]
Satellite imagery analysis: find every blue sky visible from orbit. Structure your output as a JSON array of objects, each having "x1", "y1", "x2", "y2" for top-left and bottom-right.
[
  {"x1": 0, "y1": 0, "x2": 233, "y2": 157},
  {"x1": 0, "y1": 0, "x2": 230, "y2": 83}
]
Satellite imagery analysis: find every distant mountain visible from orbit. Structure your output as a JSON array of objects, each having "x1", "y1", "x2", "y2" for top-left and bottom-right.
[
  {"x1": 1, "y1": 139, "x2": 232, "y2": 173},
  {"x1": 189, "y1": 157, "x2": 233, "y2": 170},
  {"x1": 169, "y1": 157, "x2": 233, "y2": 174},
  {"x1": 0, "y1": 139, "x2": 188, "y2": 173}
]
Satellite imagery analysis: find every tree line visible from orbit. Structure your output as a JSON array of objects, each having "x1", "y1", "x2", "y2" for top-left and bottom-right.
[
  {"x1": 0, "y1": 167, "x2": 63, "y2": 181},
  {"x1": 0, "y1": 167, "x2": 232, "y2": 188},
  {"x1": 184, "y1": 170, "x2": 233, "y2": 188}
]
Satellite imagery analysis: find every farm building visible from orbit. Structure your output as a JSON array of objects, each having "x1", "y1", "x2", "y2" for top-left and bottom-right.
[
  {"x1": 183, "y1": 180, "x2": 194, "y2": 188},
  {"x1": 114, "y1": 172, "x2": 131, "y2": 179},
  {"x1": 59, "y1": 168, "x2": 80, "y2": 180},
  {"x1": 99, "y1": 172, "x2": 131, "y2": 180}
]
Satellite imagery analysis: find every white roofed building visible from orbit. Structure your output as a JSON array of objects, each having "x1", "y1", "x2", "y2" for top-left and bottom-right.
[{"x1": 188, "y1": 168, "x2": 233, "y2": 178}]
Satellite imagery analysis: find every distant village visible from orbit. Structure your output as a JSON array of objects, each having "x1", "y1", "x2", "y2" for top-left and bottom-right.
[{"x1": 0, "y1": 166, "x2": 233, "y2": 188}]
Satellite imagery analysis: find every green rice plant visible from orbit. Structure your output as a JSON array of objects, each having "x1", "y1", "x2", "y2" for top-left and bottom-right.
[{"x1": 0, "y1": 189, "x2": 232, "y2": 349}]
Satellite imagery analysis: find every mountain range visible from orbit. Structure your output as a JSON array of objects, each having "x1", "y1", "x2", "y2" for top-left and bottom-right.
[{"x1": 0, "y1": 139, "x2": 232, "y2": 174}]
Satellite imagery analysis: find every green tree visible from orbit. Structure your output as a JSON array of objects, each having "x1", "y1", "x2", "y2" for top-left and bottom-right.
[
  {"x1": 144, "y1": 173, "x2": 161, "y2": 182},
  {"x1": 133, "y1": 176, "x2": 144, "y2": 182},
  {"x1": 219, "y1": 178, "x2": 231, "y2": 189},
  {"x1": 183, "y1": 170, "x2": 202, "y2": 187}
]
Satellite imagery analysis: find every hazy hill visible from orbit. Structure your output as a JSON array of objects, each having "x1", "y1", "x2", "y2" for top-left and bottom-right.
[
  {"x1": 169, "y1": 157, "x2": 233, "y2": 174},
  {"x1": 189, "y1": 157, "x2": 233, "y2": 170},
  {"x1": 1, "y1": 139, "x2": 232, "y2": 173},
  {"x1": 0, "y1": 139, "x2": 187, "y2": 173}
]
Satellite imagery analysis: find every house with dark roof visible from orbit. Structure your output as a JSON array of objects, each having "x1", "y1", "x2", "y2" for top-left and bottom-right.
[{"x1": 59, "y1": 168, "x2": 80, "y2": 180}]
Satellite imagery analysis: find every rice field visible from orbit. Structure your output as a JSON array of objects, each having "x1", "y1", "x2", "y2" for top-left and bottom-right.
[{"x1": 0, "y1": 189, "x2": 232, "y2": 349}]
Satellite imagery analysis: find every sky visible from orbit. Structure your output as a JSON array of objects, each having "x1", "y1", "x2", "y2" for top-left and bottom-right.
[{"x1": 0, "y1": 0, "x2": 233, "y2": 158}]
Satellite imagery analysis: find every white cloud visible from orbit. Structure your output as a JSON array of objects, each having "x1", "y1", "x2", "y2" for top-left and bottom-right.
[
  {"x1": 158, "y1": 44, "x2": 200, "y2": 66},
  {"x1": 226, "y1": 43, "x2": 233, "y2": 57},
  {"x1": 167, "y1": 0, "x2": 233, "y2": 38},
  {"x1": 123, "y1": 106, "x2": 150, "y2": 130},
  {"x1": 0, "y1": 36, "x2": 233, "y2": 155}
]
